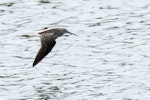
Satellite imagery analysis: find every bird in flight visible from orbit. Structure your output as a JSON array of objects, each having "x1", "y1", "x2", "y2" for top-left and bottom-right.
[{"x1": 33, "y1": 28, "x2": 75, "y2": 67}]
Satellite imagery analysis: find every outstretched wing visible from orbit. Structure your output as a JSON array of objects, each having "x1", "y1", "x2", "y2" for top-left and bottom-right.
[{"x1": 33, "y1": 35, "x2": 56, "y2": 67}]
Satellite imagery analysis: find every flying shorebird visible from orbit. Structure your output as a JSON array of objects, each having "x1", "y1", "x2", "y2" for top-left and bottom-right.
[{"x1": 33, "y1": 28, "x2": 75, "y2": 67}]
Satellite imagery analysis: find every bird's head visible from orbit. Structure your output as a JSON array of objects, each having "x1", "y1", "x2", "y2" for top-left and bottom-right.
[
  {"x1": 49, "y1": 28, "x2": 77, "y2": 39},
  {"x1": 60, "y1": 28, "x2": 71, "y2": 34},
  {"x1": 59, "y1": 28, "x2": 76, "y2": 36}
]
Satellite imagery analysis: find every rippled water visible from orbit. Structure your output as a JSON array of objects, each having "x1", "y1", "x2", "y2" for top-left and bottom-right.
[{"x1": 0, "y1": 0, "x2": 150, "y2": 100}]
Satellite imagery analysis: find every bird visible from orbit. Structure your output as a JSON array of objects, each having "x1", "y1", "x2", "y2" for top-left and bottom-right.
[{"x1": 33, "y1": 28, "x2": 75, "y2": 67}]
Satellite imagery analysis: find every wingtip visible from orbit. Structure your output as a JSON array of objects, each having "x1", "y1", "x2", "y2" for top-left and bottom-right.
[{"x1": 32, "y1": 62, "x2": 37, "y2": 67}]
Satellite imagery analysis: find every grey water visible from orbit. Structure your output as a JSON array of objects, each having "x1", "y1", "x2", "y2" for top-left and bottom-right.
[{"x1": 0, "y1": 0, "x2": 150, "y2": 100}]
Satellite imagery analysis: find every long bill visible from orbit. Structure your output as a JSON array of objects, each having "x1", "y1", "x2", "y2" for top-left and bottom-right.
[{"x1": 68, "y1": 32, "x2": 77, "y2": 36}]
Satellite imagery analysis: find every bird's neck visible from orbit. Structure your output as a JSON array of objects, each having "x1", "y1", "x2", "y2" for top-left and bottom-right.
[{"x1": 53, "y1": 32, "x2": 63, "y2": 39}]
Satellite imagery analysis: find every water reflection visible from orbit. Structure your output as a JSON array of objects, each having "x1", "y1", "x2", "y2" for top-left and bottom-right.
[{"x1": 35, "y1": 85, "x2": 62, "y2": 100}]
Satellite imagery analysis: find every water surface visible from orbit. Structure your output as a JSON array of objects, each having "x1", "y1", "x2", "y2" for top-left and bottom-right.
[{"x1": 0, "y1": 0, "x2": 150, "y2": 100}]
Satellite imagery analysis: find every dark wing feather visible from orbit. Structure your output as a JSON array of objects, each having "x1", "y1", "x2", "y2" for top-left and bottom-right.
[{"x1": 33, "y1": 35, "x2": 56, "y2": 67}]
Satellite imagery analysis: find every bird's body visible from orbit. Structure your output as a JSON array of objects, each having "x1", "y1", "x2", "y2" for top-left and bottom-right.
[{"x1": 33, "y1": 28, "x2": 74, "y2": 67}]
